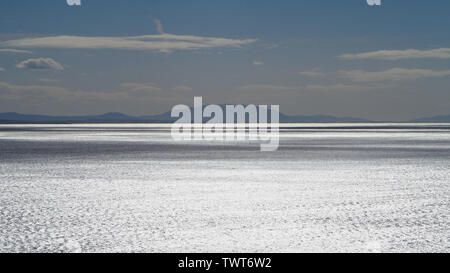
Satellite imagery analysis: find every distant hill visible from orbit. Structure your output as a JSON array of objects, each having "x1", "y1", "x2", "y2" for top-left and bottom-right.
[
  {"x1": 0, "y1": 112, "x2": 146, "y2": 123},
  {"x1": 1, "y1": 110, "x2": 449, "y2": 124},
  {"x1": 140, "y1": 105, "x2": 374, "y2": 123}
]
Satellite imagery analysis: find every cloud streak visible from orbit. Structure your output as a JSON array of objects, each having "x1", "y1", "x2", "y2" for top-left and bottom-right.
[
  {"x1": 339, "y1": 68, "x2": 450, "y2": 82},
  {"x1": 120, "y1": 82, "x2": 163, "y2": 93},
  {"x1": 1, "y1": 34, "x2": 256, "y2": 53},
  {"x1": 237, "y1": 82, "x2": 394, "y2": 93},
  {"x1": 172, "y1": 85, "x2": 193, "y2": 91},
  {"x1": 16, "y1": 58, "x2": 64, "y2": 70},
  {"x1": 236, "y1": 84, "x2": 299, "y2": 92},
  {"x1": 299, "y1": 70, "x2": 326, "y2": 77},
  {"x1": 305, "y1": 83, "x2": 390, "y2": 92},
  {"x1": 38, "y1": 78, "x2": 60, "y2": 83},
  {"x1": 0, "y1": 48, "x2": 32, "y2": 54},
  {"x1": 338, "y1": 48, "x2": 450, "y2": 60}
]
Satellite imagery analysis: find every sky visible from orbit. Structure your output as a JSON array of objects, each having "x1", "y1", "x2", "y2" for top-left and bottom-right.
[{"x1": 0, "y1": 0, "x2": 449, "y2": 121}]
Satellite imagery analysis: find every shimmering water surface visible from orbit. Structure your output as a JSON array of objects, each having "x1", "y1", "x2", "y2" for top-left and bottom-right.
[{"x1": 0, "y1": 124, "x2": 449, "y2": 253}]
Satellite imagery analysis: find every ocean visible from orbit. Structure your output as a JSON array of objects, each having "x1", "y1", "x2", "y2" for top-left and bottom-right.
[{"x1": 0, "y1": 124, "x2": 449, "y2": 252}]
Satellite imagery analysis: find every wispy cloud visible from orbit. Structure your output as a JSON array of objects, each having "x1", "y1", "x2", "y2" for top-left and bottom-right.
[
  {"x1": 16, "y1": 58, "x2": 64, "y2": 70},
  {"x1": 172, "y1": 85, "x2": 193, "y2": 91},
  {"x1": 120, "y1": 82, "x2": 163, "y2": 92},
  {"x1": 0, "y1": 48, "x2": 32, "y2": 54},
  {"x1": 339, "y1": 68, "x2": 450, "y2": 82},
  {"x1": 0, "y1": 67, "x2": 4, "y2": 72},
  {"x1": 237, "y1": 82, "x2": 392, "y2": 93},
  {"x1": 0, "y1": 81, "x2": 166, "y2": 102},
  {"x1": 253, "y1": 61, "x2": 264, "y2": 66},
  {"x1": 305, "y1": 83, "x2": 389, "y2": 92},
  {"x1": 0, "y1": 82, "x2": 82, "y2": 102},
  {"x1": 338, "y1": 48, "x2": 450, "y2": 60},
  {"x1": 299, "y1": 70, "x2": 326, "y2": 77},
  {"x1": 1, "y1": 34, "x2": 256, "y2": 53},
  {"x1": 38, "y1": 78, "x2": 60, "y2": 83}
]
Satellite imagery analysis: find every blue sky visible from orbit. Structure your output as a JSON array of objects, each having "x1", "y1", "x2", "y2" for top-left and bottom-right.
[{"x1": 0, "y1": 0, "x2": 449, "y2": 120}]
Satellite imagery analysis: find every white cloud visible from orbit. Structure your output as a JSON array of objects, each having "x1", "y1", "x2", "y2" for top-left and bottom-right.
[
  {"x1": 339, "y1": 68, "x2": 450, "y2": 82},
  {"x1": 299, "y1": 70, "x2": 326, "y2": 77},
  {"x1": 0, "y1": 67, "x2": 4, "y2": 72},
  {"x1": 172, "y1": 85, "x2": 193, "y2": 91},
  {"x1": 2, "y1": 34, "x2": 257, "y2": 53},
  {"x1": 0, "y1": 48, "x2": 32, "y2": 54},
  {"x1": 253, "y1": 61, "x2": 264, "y2": 66},
  {"x1": 338, "y1": 48, "x2": 450, "y2": 60},
  {"x1": 16, "y1": 58, "x2": 64, "y2": 70}
]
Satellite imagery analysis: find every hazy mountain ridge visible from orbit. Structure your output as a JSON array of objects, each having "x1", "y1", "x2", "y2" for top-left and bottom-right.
[{"x1": 1, "y1": 111, "x2": 449, "y2": 123}]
